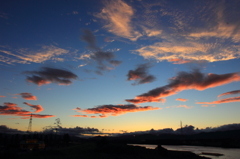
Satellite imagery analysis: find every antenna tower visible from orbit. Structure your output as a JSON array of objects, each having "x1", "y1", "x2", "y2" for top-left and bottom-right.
[{"x1": 27, "y1": 114, "x2": 33, "y2": 132}]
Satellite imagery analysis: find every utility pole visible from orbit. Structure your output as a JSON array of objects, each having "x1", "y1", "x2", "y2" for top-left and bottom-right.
[{"x1": 27, "y1": 114, "x2": 33, "y2": 132}]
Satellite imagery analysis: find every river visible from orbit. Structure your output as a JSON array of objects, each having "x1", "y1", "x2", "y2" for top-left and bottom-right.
[{"x1": 128, "y1": 144, "x2": 240, "y2": 159}]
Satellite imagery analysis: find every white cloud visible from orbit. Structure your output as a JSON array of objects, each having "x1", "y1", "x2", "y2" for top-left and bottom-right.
[{"x1": 0, "y1": 45, "x2": 69, "y2": 65}]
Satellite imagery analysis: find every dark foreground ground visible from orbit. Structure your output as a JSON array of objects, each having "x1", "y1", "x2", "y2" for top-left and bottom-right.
[{"x1": 4, "y1": 142, "x2": 211, "y2": 159}]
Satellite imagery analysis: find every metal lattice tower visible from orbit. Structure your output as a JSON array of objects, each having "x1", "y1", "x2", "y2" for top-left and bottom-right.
[{"x1": 27, "y1": 114, "x2": 33, "y2": 132}]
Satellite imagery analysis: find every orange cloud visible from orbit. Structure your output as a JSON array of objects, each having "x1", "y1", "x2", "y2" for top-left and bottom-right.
[
  {"x1": 16, "y1": 93, "x2": 37, "y2": 100},
  {"x1": 73, "y1": 104, "x2": 160, "y2": 118},
  {"x1": 0, "y1": 95, "x2": 6, "y2": 98},
  {"x1": 168, "y1": 58, "x2": 192, "y2": 64},
  {"x1": 218, "y1": 90, "x2": 240, "y2": 97},
  {"x1": 126, "y1": 70, "x2": 240, "y2": 104},
  {"x1": 72, "y1": 115, "x2": 88, "y2": 117},
  {"x1": 176, "y1": 98, "x2": 188, "y2": 102},
  {"x1": 23, "y1": 102, "x2": 44, "y2": 113},
  {"x1": 197, "y1": 96, "x2": 240, "y2": 105},
  {"x1": 201, "y1": 105, "x2": 209, "y2": 107},
  {"x1": 0, "y1": 102, "x2": 54, "y2": 118}
]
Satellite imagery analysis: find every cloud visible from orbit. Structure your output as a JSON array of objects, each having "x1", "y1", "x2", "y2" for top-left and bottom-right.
[
  {"x1": 73, "y1": 104, "x2": 160, "y2": 118},
  {"x1": 95, "y1": 0, "x2": 141, "y2": 41},
  {"x1": 135, "y1": 41, "x2": 240, "y2": 63},
  {"x1": 0, "y1": 125, "x2": 22, "y2": 133},
  {"x1": 72, "y1": 115, "x2": 88, "y2": 117},
  {"x1": 23, "y1": 102, "x2": 44, "y2": 113},
  {"x1": 24, "y1": 67, "x2": 78, "y2": 86},
  {"x1": 126, "y1": 69, "x2": 240, "y2": 104},
  {"x1": 3, "y1": 102, "x2": 17, "y2": 107},
  {"x1": 0, "y1": 95, "x2": 6, "y2": 98},
  {"x1": 80, "y1": 29, "x2": 122, "y2": 74},
  {"x1": 127, "y1": 63, "x2": 156, "y2": 85},
  {"x1": 0, "y1": 102, "x2": 55, "y2": 118},
  {"x1": 175, "y1": 105, "x2": 193, "y2": 109},
  {"x1": 218, "y1": 90, "x2": 240, "y2": 97},
  {"x1": 0, "y1": 45, "x2": 69, "y2": 65},
  {"x1": 197, "y1": 96, "x2": 240, "y2": 105},
  {"x1": 126, "y1": 98, "x2": 166, "y2": 104},
  {"x1": 176, "y1": 98, "x2": 188, "y2": 102},
  {"x1": 43, "y1": 126, "x2": 99, "y2": 136},
  {"x1": 16, "y1": 93, "x2": 37, "y2": 100},
  {"x1": 131, "y1": 1, "x2": 240, "y2": 63}
]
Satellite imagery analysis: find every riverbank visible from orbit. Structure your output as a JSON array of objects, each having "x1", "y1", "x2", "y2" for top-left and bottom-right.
[{"x1": 14, "y1": 142, "x2": 210, "y2": 159}]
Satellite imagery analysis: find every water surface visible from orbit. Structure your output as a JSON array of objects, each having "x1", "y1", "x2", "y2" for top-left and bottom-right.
[{"x1": 129, "y1": 144, "x2": 240, "y2": 159}]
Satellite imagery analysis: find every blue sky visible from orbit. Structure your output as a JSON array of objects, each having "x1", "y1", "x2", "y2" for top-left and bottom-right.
[{"x1": 0, "y1": 0, "x2": 240, "y2": 133}]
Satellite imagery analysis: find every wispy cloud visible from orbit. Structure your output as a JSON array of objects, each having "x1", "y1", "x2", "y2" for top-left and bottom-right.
[
  {"x1": 0, "y1": 45, "x2": 69, "y2": 65},
  {"x1": 81, "y1": 29, "x2": 122, "y2": 74},
  {"x1": 135, "y1": 41, "x2": 240, "y2": 63},
  {"x1": 197, "y1": 96, "x2": 240, "y2": 105},
  {"x1": 73, "y1": 104, "x2": 160, "y2": 118},
  {"x1": 175, "y1": 105, "x2": 193, "y2": 109},
  {"x1": 95, "y1": 0, "x2": 141, "y2": 41},
  {"x1": 0, "y1": 95, "x2": 6, "y2": 98},
  {"x1": 131, "y1": 1, "x2": 240, "y2": 63},
  {"x1": 126, "y1": 70, "x2": 240, "y2": 104},
  {"x1": 218, "y1": 90, "x2": 240, "y2": 97},
  {"x1": 176, "y1": 98, "x2": 188, "y2": 102},
  {"x1": 127, "y1": 63, "x2": 156, "y2": 85},
  {"x1": 23, "y1": 102, "x2": 43, "y2": 113},
  {"x1": 24, "y1": 67, "x2": 78, "y2": 86},
  {"x1": 16, "y1": 93, "x2": 37, "y2": 100}
]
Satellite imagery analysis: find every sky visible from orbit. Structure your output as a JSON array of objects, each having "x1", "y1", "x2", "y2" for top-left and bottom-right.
[{"x1": 0, "y1": 0, "x2": 240, "y2": 134}]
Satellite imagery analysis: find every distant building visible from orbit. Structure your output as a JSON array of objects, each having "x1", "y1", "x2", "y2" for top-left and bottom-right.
[{"x1": 20, "y1": 139, "x2": 45, "y2": 150}]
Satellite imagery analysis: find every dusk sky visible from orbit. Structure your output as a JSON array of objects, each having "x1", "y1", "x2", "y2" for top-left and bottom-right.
[{"x1": 1, "y1": 0, "x2": 240, "y2": 133}]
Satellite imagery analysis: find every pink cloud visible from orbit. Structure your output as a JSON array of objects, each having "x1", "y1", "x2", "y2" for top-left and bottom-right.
[
  {"x1": 175, "y1": 105, "x2": 193, "y2": 109},
  {"x1": 218, "y1": 90, "x2": 240, "y2": 97},
  {"x1": 0, "y1": 102, "x2": 54, "y2": 119},
  {"x1": 72, "y1": 115, "x2": 88, "y2": 117},
  {"x1": 126, "y1": 70, "x2": 240, "y2": 104},
  {"x1": 16, "y1": 93, "x2": 37, "y2": 100},
  {"x1": 73, "y1": 104, "x2": 160, "y2": 118},
  {"x1": 0, "y1": 95, "x2": 6, "y2": 98},
  {"x1": 23, "y1": 102, "x2": 44, "y2": 113},
  {"x1": 197, "y1": 96, "x2": 240, "y2": 105},
  {"x1": 176, "y1": 98, "x2": 188, "y2": 102}
]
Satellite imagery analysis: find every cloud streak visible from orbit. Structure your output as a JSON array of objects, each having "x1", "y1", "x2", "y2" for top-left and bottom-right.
[
  {"x1": 197, "y1": 96, "x2": 240, "y2": 105},
  {"x1": 127, "y1": 63, "x2": 156, "y2": 85},
  {"x1": 16, "y1": 93, "x2": 37, "y2": 100},
  {"x1": 73, "y1": 104, "x2": 160, "y2": 118},
  {"x1": 218, "y1": 90, "x2": 240, "y2": 97},
  {"x1": 126, "y1": 70, "x2": 240, "y2": 104},
  {"x1": 176, "y1": 98, "x2": 188, "y2": 102},
  {"x1": 0, "y1": 45, "x2": 69, "y2": 65},
  {"x1": 24, "y1": 67, "x2": 78, "y2": 86}
]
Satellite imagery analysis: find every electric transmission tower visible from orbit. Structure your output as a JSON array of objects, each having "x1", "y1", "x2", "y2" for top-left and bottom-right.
[{"x1": 27, "y1": 114, "x2": 33, "y2": 132}]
